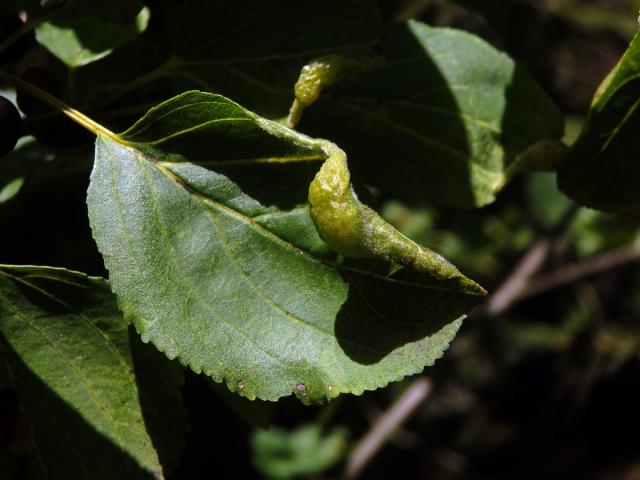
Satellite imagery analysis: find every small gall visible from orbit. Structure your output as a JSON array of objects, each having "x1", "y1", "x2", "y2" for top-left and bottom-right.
[{"x1": 295, "y1": 383, "x2": 307, "y2": 396}]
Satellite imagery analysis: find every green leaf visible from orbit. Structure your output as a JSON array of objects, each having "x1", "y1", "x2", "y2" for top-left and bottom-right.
[
  {"x1": 0, "y1": 177, "x2": 24, "y2": 204},
  {"x1": 0, "y1": 265, "x2": 187, "y2": 479},
  {"x1": 160, "y1": 0, "x2": 381, "y2": 118},
  {"x1": 252, "y1": 424, "x2": 348, "y2": 479},
  {"x1": 558, "y1": 32, "x2": 640, "y2": 213},
  {"x1": 300, "y1": 21, "x2": 564, "y2": 208},
  {"x1": 35, "y1": 6, "x2": 150, "y2": 67},
  {"x1": 87, "y1": 91, "x2": 485, "y2": 403},
  {"x1": 526, "y1": 173, "x2": 573, "y2": 229}
]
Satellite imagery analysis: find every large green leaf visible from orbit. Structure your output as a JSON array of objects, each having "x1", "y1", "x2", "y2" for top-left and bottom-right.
[
  {"x1": 87, "y1": 91, "x2": 485, "y2": 404},
  {"x1": 0, "y1": 265, "x2": 187, "y2": 479},
  {"x1": 558, "y1": 32, "x2": 640, "y2": 213},
  {"x1": 300, "y1": 21, "x2": 564, "y2": 208}
]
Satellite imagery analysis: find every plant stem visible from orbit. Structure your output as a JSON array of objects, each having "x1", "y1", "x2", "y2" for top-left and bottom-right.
[
  {"x1": 342, "y1": 377, "x2": 432, "y2": 479},
  {"x1": 482, "y1": 204, "x2": 579, "y2": 316},
  {"x1": 93, "y1": 60, "x2": 177, "y2": 110},
  {"x1": 520, "y1": 239, "x2": 640, "y2": 300},
  {"x1": 495, "y1": 140, "x2": 570, "y2": 193},
  {"x1": 287, "y1": 98, "x2": 304, "y2": 128},
  {"x1": 0, "y1": 18, "x2": 40, "y2": 57},
  {"x1": 0, "y1": 72, "x2": 118, "y2": 141},
  {"x1": 485, "y1": 238, "x2": 552, "y2": 316}
]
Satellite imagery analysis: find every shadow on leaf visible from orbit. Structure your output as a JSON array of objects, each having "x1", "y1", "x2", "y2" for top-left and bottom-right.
[
  {"x1": 0, "y1": 339, "x2": 156, "y2": 479},
  {"x1": 334, "y1": 261, "x2": 481, "y2": 365},
  {"x1": 301, "y1": 22, "x2": 563, "y2": 209}
]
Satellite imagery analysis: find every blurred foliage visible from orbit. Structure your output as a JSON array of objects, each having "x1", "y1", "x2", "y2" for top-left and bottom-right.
[
  {"x1": 252, "y1": 424, "x2": 348, "y2": 479},
  {"x1": 1, "y1": 0, "x2": 639, "y2": 478}
]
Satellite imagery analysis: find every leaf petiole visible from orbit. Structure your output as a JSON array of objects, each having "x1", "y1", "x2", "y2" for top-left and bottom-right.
[{"x1": 0, "y1": 72, "x2": 118, "y2": 141}]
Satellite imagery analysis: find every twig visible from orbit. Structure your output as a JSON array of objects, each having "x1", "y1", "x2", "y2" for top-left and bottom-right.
[
  {"x1": 0, "y1": 72, "x2": 117, "y2": 141},
  {"x1": 484, "y1": 238, "x2": 552, "y2": 316},
  {"x1": 518, "y1": 240, "x2": 640, "y2": 300},
  {"x1": 342, "y1": 377, "x2": 432, "y2": 479},
  {"x1": 483, "y1": 204, "x2": 579, "y2": 316}
]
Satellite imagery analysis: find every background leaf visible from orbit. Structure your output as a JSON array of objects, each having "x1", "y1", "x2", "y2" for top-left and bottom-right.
[
  {"x1": 252, "y1": 424, "x2": 348, "y2": 479},
  {"x1": 87, "y1": 92, "x2": 485, "y2": 404},
  {"x1": 558, "y1": 32, "x2": 640, "y2": 213},
  {"x1": 0, "y1": 265, "x2": 187, "y2": 479},
  {"x1": 299, "y1": 20, "x2": 564, "y2": 208},
  {"x1": 35, "y1": 6, "x2": 150, "y2": 67},
  {"x1": 154, "y1": 0, "x2": 382, "y2": 119}
]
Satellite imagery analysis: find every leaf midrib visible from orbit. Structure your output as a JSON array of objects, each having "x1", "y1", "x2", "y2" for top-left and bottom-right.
[
  {"x1": 135, "y1": 151, "x2": 480, "y2": 360},
  {"x1": 155, "y1": 155, "x2": 486, "y2": 295},
  {"x1": 103, "y1": 143, "x2": 229, "y2": 373},
  {"x1": 142, "y1": 155, "x2": 412, "y2": 359},
  {"x1": 121, "y1": 98, "x2": 240, "y2": 139},
  {"x1": 136, "y1": 156, "x2": 293, "y2": 369}
]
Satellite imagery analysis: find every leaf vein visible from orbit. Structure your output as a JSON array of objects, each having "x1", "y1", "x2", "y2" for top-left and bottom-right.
[
  {"x1": 138, "y1": 157, "x2": 289, "y2": 370},
  {"x1": 132, "y1": 117, "x2": 253, "y2": 146},
  {"x1": 122, "y1": 99, "x2": 236, "y2": 139}
]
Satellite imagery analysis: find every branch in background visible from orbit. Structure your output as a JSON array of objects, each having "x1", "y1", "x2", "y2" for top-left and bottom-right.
[
  {"x1": 484, "y1": 238, "x2": 552, "y2": 316},
  {"x1": 342, "y1": 377, "x2": 432, "y2": 480},
  {"x1": 519, "y1": 240, "x2": 640, "y2": 300},
  {"x1": 483, "y1": 204, "x2": 580, "y2": 316}
]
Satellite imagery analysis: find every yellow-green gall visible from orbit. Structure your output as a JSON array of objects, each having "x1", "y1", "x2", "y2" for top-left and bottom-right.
[{"x1": 308, "y1": 144, "x2": 487, "y2": 296}]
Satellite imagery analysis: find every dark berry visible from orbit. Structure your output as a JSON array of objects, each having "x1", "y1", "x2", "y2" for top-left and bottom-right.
[
  {"x1": 0, "y1": 95, "x2": 21, "y2": 157},
  {"x1": 17, "y1": 67, "x2": 62, "y2": 115},
  {"x1": 0, "y1": 10, "x2": 34, "y2": 65}
]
